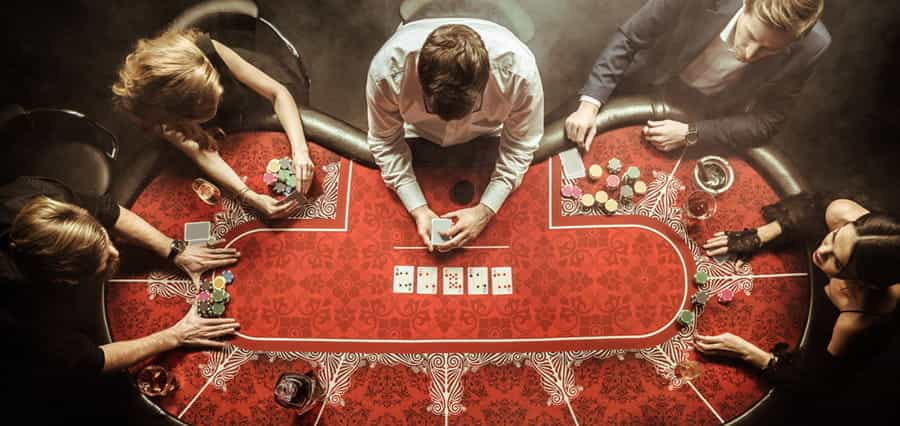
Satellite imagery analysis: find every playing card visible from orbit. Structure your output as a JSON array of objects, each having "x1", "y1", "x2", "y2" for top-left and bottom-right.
[
  {"x1": 491, "y1": 267, "x2": 513, "y2": 295},
  {"x1": 559, "y1": 148, "x2": 586, "y2": 179},
  {"x1": 442, "y1": 267, "x2": 464, "y2": 295},
  {"x1": 467, "y1": 267, "x2": 489, "y2": 295},
  {"x1": 393, "y1": 265, "x2": 414, "y2": 294},
  {"x1": 416, "y1": 266, "x2": 438, "y2": 295},
  {"x1": 184, "y1": 221, "x2": 211, "y2": 246},
  {"x1": 431, "y1": 218, "x2": 452, "y2": 246}
]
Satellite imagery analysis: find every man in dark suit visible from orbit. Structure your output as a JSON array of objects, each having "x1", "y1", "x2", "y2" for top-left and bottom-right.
[{"x1": 565, "y1": 0, "x2": 830, "y2": 152}]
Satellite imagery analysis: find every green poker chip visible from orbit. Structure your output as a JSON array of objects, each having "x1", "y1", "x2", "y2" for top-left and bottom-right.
[
  {"x1": 211, "y1": 302, "x2": 226, "y2": 316},
  {"x1": 677, "y1": 309, "x2": 694, "y2": 326},
  {"x1": 212, "y1": 289, "x2": 227, "y2": 303}
]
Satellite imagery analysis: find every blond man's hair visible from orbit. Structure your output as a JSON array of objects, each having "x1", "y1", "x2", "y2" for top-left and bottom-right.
[
  {"x1": 745, "y1": 0, "x2": 824, "y2": 38},
  {"x1": 10, "y1": 196, "x2": 109, "y2": 284},
  {"x1": 112, "y1": 28, "x2": 224, "y2": 150}
]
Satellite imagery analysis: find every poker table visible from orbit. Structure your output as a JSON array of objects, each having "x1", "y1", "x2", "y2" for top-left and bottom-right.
[{"x1": 107, "y1": 97, "x2": 815, "y2": 425}]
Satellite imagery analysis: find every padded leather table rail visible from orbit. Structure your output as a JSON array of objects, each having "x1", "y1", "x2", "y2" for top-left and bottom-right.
[{"x1": 108, "y1": 124, "x2": 811, "y2": 424}]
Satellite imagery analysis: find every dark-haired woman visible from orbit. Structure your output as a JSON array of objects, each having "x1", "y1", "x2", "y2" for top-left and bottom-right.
[{"x1": 696, "y1": 193, "x2": 900, "y2": 393}]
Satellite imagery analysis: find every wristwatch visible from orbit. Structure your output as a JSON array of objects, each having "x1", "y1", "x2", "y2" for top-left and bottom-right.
[
  {"x1": 685, "y1": 123, "x2": 699, "y2": 146},
  {"x1": 167, "y1": 239, "x2": 188, "y2": 261}
]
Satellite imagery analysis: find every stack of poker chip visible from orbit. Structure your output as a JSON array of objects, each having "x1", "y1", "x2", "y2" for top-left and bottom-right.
[
  {"x1": 561, "y1": 183, "x2": 583, "y2": 200},
  {"x1": 718, "y1": 288, "x2": 735, "y2": 304},
  {"x1": 676, "y1": 309, "x2": 695, "y2": 327},
  {"x1": 263, "y1": 157, "x2": 297, "y2": 196},
  {"x1": 197, "y1": 270, "x2": 235, "y2": 318},
  {"x1": 693, "y1": 270, "x2": 709, "y2": 287},
  {"x1": 691, "y1": 291, "x2": 710, "y2": 306},
  {"x1": 607, "y1": 158, "x2": 623, "y2": 174}
]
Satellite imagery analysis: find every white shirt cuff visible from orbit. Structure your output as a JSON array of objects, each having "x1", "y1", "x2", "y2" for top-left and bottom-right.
[
  {"x1": 479, "y1": 182, "x2": 512, "y2": 214},
  {"x1": 397, "y1": 182, "x2": 428, "y2": 212},
  {"x1": 578, "y1": 95, "x2": 603, "y2": 109}
]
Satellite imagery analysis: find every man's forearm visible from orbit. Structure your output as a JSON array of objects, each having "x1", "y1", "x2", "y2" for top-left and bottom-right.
[
  {"x1": 113, "y1": 206, "x2": 174, "y2": 258},
  {"x1": 100, "y1": 328, "x2": 178, "y2": 372}
]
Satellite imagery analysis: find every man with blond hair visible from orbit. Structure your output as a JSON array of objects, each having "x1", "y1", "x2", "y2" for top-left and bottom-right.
[
  {"x1": 565, "y1": 0, "x2": 830, "y2": 152},
  {"x1": 0, "y1": 176, "x2": 241, "y2": 420}
]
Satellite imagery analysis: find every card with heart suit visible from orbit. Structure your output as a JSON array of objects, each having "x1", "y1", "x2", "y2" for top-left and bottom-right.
[
  {"x1": 491, "y1": 267, "x2": 513, "y2": 295},
  {"x1": 393, "y1": 265, "x2": 414, "y2": 294},
  {"x1": 416, "y1": 266, "x2": 438, "y2": 295},
  {"x1": 442, "y1": 267, "x2": 464, "y2": 295},
  {"x1": 467, "y1": 267, "x2": 489, "y2": 295}
]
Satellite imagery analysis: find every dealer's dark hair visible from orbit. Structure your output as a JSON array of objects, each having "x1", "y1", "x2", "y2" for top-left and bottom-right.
[
  {"x1": 840, "y1": 213, "x2": 900, "y2": 290},
  {"x1": 418, "y1": 24, "x2": 490, "y2": 121}
]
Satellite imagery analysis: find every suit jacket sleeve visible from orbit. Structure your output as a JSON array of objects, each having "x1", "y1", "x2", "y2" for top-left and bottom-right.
[
  {"x1": 579, "y1": 0, "x2": 689, "y2": 103},
  {"x1": 695, "y1": 39, "x2": 830, "y2": 150}
]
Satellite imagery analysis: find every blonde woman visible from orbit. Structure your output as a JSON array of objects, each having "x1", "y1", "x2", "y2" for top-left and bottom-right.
[{"x1": 113, "y1": 29, "x2": 314, "y2": 218}]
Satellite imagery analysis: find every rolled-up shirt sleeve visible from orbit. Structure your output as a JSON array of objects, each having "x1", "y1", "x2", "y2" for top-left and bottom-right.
[
  {"x1": 366, "y1": 72, "x2": 427, "y2": 212},
  {"x1": 482, "y1": 68, "x2": 544, "y2": 213}
]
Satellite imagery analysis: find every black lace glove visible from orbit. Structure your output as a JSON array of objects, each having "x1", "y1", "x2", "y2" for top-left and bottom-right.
[{"x1": 726, "y1": 228, "x2": 763, "y2": 256}]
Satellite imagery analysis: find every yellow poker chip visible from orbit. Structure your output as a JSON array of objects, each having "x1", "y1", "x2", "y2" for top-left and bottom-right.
[
  {"x1": 594, "y1": 190, "x2": 609, "y2": 204},
  {"x1": 604, "y1": 198, "x2": 619, "y2": 213},
  {"x1": 634, "y1": 180, "x2": 648, "y2": 195},
  {"x1": 580, "y1": 193, "x2": 595, "y2": 208},
  {"x1": 266, "y1": 159, "x2": 282, "y2": 173},
  {"x1": 212, "y1": 276, "x2": 227, "y2": 289}
]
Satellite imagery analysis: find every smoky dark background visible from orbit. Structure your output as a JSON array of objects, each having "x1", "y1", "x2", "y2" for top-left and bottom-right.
[
  {"x1": 1, "y1": 1, "x2": 900, "y2": 422},
  {"x1": 1, "y1": 0, "x2": 899, "y2": 213}
]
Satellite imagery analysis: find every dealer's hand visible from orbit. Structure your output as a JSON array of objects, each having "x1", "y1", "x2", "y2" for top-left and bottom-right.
[
  {"x1": 168, "y1": 305, "x2": 240, "y2": 349},
  {"x1": 694, "y1": 333, "x2": 773, "y2": 369},
  {"x1": 437, "y1": 204, "x2": 495, "y2": 253},
  {"x1": 173, "y1": 240, "x2": 240, "y2": 284},
  {"x1": 643, "y1": 120, "x2": 689, "y2": 152},
  {"x1": 565, "y1": 101, "x2": 600, "y2": 151},
  {"x1": 410, "y1": 205, "x2": 439, "y2": 252}
]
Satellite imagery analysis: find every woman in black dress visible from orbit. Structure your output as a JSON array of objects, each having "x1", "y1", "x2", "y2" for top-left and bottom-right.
[{"x1": 697, "y1": 193, "x2": 900, "y2": 391}]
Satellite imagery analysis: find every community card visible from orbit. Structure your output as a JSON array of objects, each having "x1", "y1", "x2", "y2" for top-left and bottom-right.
[
  {"x1": 467, "y1": 267, "x2": 489, "y2": 295},
  {"x1": 431, "y1": 218, "x2": 453, "y2": 246},
  {"x1": 184, "y1": 221, "x2": 211, "y2": 246},
  {"x1": 560, "y1": 148, "x2": 586, "y2": 179},
  {"x1": 442, "y1": 267, "x2": 465, "y2": 295},
  {"x1": 491, "y1": 267, "x2": 513, "y2": 295},
  {"x1": 416, "y1": 266, "x2": 438, "y2": 295},
  {"x1": 393, "y1": 265, "x2": 415, "y2": 294}
]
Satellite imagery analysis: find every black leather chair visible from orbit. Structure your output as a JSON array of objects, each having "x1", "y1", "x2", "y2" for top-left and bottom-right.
[
  {"x1": 0, "y1": 105, "x2": 118, "y2": 196},
  {"x1": 399, "y1": 0, "x2": 535, "y2": 43}
]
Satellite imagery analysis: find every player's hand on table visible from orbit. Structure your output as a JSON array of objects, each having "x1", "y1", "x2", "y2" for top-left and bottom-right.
[
  {"x1": 565, "y1": 102, "x2": 600, "y2": 151},
  {"x1": 694, "y1": 333, "x2": 774, "y2": 370},
  {"x1": 292, "y1": 151, "x2": 315, "y2": 194},
  {"x1": 703, "y1": 229, "x2": 763, "y2": 267},
  {"x1": 436, "y1": 204, "x2": 495, "y2": 253},
  {"x1": 174, "y1": 240, "x2": 240, "y2": 284},
  {"x1": 247, "y1": 191, "x2": 298, "y2": 219},
  {"x1": 410, "y1": 205, "x2": 439, "y2": 252},
  {"x1": 643, "y1": 120, "x2": 688, "y2": 152},
  {"x1": 169, "y1": 305, "x2": 240, "y2": 349}
]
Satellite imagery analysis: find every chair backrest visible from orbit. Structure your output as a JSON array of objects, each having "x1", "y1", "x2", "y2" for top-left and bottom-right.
[
  {"x1": 168, "y1": 0, "x2": 310, "y2": 100},
  {"x1": 0, "y1": 106, "x2": 117, "y2": 195}
]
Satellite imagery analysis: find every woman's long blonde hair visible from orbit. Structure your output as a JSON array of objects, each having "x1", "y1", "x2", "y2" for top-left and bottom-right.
[
  {"x1": 112, "y1": 28, "x2": 224, "y2": 150},
  {"x1": 10, "y1": 196, "x2": 110, "y2": 284}
]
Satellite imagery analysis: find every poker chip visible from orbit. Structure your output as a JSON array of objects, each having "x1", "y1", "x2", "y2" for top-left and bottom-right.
[
  {"x1": 605, "y1": 174, "x2": 621, "y2": 192},
  {"x1": 580, "y1": 193, "x2": 595, "y2": 208},
  {"x1": 634, "y1": 180, "x2": 648, "y2": 195},
  {"x1": 588, "y1": 164, "x2": 603, "y2": 181},
  {"x1": 200, "y1": 280, "x2": 214, "y2": 293},
  {"x1": 285, "y1": 175, "x2": 297, "y2": 188},
  {"x1": 604, "y1": 198, "x2": 618, "y2": 214},
  {"x1": 594, "y1": 190, "x2": 609, "y2": 204},
  {"x1": 570, "y1": 185, "x2": 583, "y2": 199},
  {"x1": 263, "y1": 172, "x2": 277, "y2": 185},
  {"x1": 694, "y1": 271, "x2": 709, "y2": 286},
  {"x1": 212, "y1": 289, "x2": 227, "y2": 303},
  {"x1": 266, "y1": 159, "x2": 282, "y2": 173},
  {"x1": 619, "y1": 185, "x2": 634, "y2": 202},
  {"x1": 212, "y1": 276, "x2": 227, "y2": 289},
  {"x1": 623, "y1": 166, "x2": 641, "y2": 184},
  {"x1": 691, "y1": 291, "x2": 710, "y2": 306},
  {"x1": 718, "y1": 288, "x2": 735, "y2": 304},
  {"x1": 277, "y1": 169, "x2": 291, "y2": 181},
  {"x1": 196, "y1": 301, "x2": 213, "y2": 317},
  {"x1": 211, "y1": 302, "x2": 226, "y2": 317},
  {"x1": 274, "y1": 182, "x2": 287, "y2": 193},
  {"x1": 222, "y1": 270, "x2": 234, "y2": 284},
  {"x1": 676, "y1": 309, "x2": 695, "y2": 326},
  {"x1": 197, "y1": 291, "x2": 212, "y2": 303},
  {"x1": 280, "y1": 158, "x2": 293, "y2": 170},
  {"x1": 561, "y1": 184, "x2": 575, "y2": 198},
  {"x1": 607, "y1": 158, "x2": 622, "y2": 174}
]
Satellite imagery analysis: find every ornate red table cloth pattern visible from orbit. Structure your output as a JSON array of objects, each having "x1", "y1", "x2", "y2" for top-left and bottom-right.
[{"x1": 108, "y1": 127, "x2": 810, "y2": 425}]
